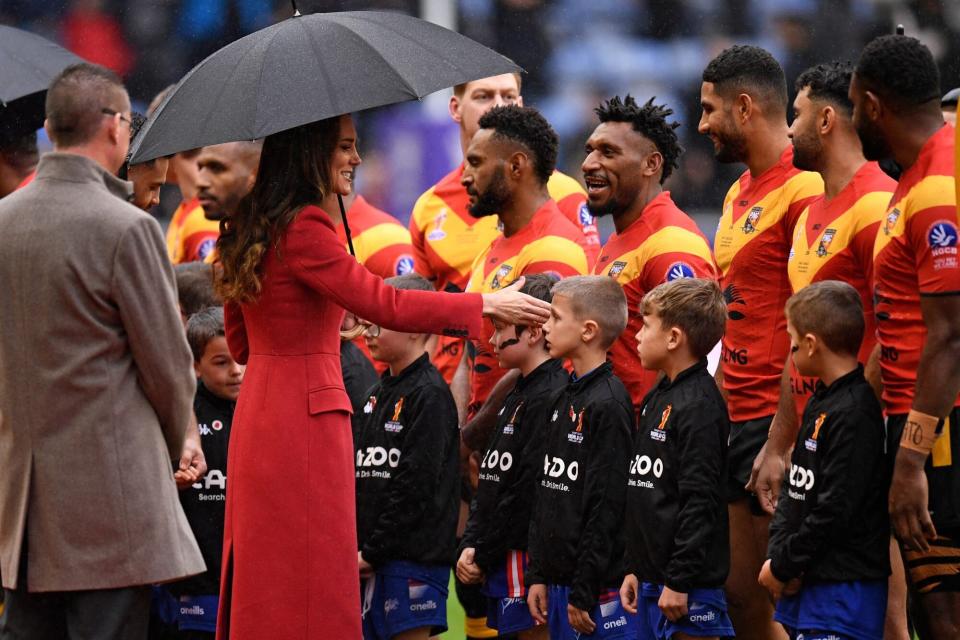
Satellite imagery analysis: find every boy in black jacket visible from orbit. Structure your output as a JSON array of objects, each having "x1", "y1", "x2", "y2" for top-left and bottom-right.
[
  {"x1": 354, "y1": 274, "x2": 460, "y2": 640},
  {"x1": 162, "y1": 306, "x2": 243, "y2": 638},
  {"x1": 526, "y1": 275, "x2": 636, "y2": 639},
  {"x1": 620, "y1": 278, "x2": 734, "y2": 640},
  {"x1": 457, "y1": 274, "x2": 566, "y2": 639},
  {"x1": 759, "y1": 281, "x2": 890, "y2": 640}
]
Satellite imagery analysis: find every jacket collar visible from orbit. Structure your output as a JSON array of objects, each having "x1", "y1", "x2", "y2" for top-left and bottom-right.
[
  {"x1": 35, "y1": 152, "x2": 133, "y2": 201},
  {"x1": 813, "y1": 364, "x2": 864, "y2": 398},
  {"x1": 381, "y1": 352, "x2": 432, "y2": 388},
  {"x1": 517, "y1": 358, "x2": 564, "y2": 390},
  {"x1": 567, "y1": 361, "x2": 612, "y2": 392},
  {"x1": 657, "y1": 358, "x2": 709, "y2": 391},
  {"x1": 197, "y1": 380, "x2": 236, "y2": 412}
]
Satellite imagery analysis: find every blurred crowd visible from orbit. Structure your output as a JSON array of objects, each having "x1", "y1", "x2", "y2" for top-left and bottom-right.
[{"x1": 1, "y1": 0, "x2": 958, "y2": 227}]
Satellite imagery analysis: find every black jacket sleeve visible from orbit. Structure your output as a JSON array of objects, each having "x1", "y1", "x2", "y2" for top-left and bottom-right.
[
  {"x1": 460, "y1": 494, "x2": 481, "y2": 554},
  {"x1": 473, "y1": 396, "x2": 551, "y2": 570},
  {"x1": 768, "y1": 407, "x2": 875, "y2": 581},
  {"x1": 361, "y1": 386, "x2": 457, "y2": 566},
  {"x1": 525, "y1": 456, "x2": 547, "y2": 587},
  {"x1": 569, "y1": 400, "x2": 633, "y2": 611},
  {"x1": 664, "y1": 398, "x2": 726, "y2": 592}
]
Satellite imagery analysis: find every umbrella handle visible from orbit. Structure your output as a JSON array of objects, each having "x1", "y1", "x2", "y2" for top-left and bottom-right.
[{"x1": 339, "y1": 194, "x2": 356, "y2": 257}]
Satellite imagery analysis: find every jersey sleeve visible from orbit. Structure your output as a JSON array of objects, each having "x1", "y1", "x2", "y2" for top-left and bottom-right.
[
  {"x1": 181, "y1": 229, "x2": 219, "y2": 264},
  {"x1": 906, "y1": 181, "x2": 960, "y2": 295},
  {"x1": 523, "y1": 236, "x2": 590, "y2": 279},
  {"x1": 641, "y1": 248, "x2": 717, "y2": 287},
  {"x1": 409, "y1": 191, "x2": 435, "y2": 281}
]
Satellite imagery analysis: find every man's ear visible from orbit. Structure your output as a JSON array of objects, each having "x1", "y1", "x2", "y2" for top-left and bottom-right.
[
  {"x1": 735, "y1": 92, "x2": 754, "y2": 124},
  {"x1": 864, "y1": 90, "x2": 883, "y2": 123},
  {"x1": 193, "y1": 361, "x2": 203, "y2": 378},
  {"x1": 449, "y1": 95, "x2": 462, "y2": 123},
  {"x1": 819, "y1": 105, "x2": 836, "y2": 136},
  {"x1": 508, "y1": 150, "x2": 527, "y2": 180},
  {"x1": 642, "y1": 150, "x2": 664, "y2": 179}
]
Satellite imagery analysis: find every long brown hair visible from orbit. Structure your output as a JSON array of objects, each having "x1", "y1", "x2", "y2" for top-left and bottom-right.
[{"x1": 215, "y1": 116, "x2": 342, "y2": 303}]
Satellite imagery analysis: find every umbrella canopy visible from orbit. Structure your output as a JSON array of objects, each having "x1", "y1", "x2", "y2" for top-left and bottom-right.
[
  {"x1": 0, "y1": 25, "x2": 84, "y2": 134},
  {"x1": 130, "y1": 10, "x2": 521, "y2": 163}
]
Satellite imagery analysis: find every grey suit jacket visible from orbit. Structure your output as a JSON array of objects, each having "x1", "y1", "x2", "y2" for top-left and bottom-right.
[{"x1": 0, "y1": 153, "x2": 204, "y2": 591}]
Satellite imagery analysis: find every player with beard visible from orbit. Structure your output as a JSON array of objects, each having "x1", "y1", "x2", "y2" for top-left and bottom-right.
[
  {"x1": 748, "y1": 61, "x2": 907, "y2": 640},
  {"x1": 410, "y1": 74, "x2": 597, "y2": 392},
  {"x1": 195, "y1": 141, "x2": 262, "y2": 264},
  {"x1": 697, "y1": 45, "x2": 824, "y2": 640},
  {"x1": 850, "y1": 35, "x2": 960, "y2": 639},
  {"x1": 463, "y1": 105, "x2": 590, "y2": 419},
  {"x1": 585, "y1": 95, "x2": 717, "y2": 411}
]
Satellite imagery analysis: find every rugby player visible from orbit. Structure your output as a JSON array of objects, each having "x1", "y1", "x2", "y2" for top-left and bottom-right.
[
  {"x1": 410, "y1": 73, "x2": 597, "y2": 388},
  {"x1": 850, "y1": 34, "x2": 960, "y2": 639},
  {"x1": 586, "y1": 95, "x2": 717, "y2": 410},
  {"x1": 697, "y1": 44, "x2": 823, "y2": 639}
]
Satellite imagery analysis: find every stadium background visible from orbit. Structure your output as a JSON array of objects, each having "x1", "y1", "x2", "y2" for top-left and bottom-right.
[{"x1": 3, "y1": 0, "x2": 957, "y2": 636}]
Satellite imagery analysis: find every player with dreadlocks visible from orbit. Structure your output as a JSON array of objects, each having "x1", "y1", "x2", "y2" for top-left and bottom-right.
[{"x1": 585, "y1": 95, "x2": 718, "y2": 411}]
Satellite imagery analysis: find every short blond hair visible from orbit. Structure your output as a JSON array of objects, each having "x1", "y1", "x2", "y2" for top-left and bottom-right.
[
  {"x1": 640, "y1": 278, "x2": 726, "y2": 358},
  {"x1": 551, "y1": 275, "x2": 627, "y2": 349},
  {"x1": 785, "y1": 280, "x2": 863, "y2": 356},
  {"x1": 453, "y1": 73, "x2": 523, "y2": 98}
]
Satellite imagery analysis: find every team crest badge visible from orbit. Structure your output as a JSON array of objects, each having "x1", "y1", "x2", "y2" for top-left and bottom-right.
[
  {"x1": 490, "y1": 263, "x2": 513, "y2": 290},
  {"x1": 884, "y1": 209, "x2": 901, "y2": 236},
  {"x1": 816, "y1": 229, "x2": 836, "y2": 257},
  {"x1": 607, "y1": 261, "x2": 628, "y2": 278},
  {"x1": 427, "y1": 210, "x2": 447, "y2": 241},
  {"x1": 742, "y1": 206, "x2": 763, "y2": 234}
]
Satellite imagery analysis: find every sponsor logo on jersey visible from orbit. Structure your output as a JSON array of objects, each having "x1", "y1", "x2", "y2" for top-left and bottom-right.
[
  {"x1": 788, "y1": 464, "x2": 815, "y2": 499},
  {"x1": 551, "y1": 409, "x2": 559, "y2": 422},
  {"x1": 599, "y1": 598, "x2": 621, "y2": 618},
  {"x1": 666, "y1": 262, "x2": 695, "y2": 281},
  {"x1": 198, "y1": 423, "x2": 212, "y2": 436},
  {"x1": 722, "y1": 284, "x2": 746, "y2": 321},
  {"x1": 607, "y1": 260, "x2": 628, "y2": 278},
  {"x1": 363, "y1": 396, "x2": 377, "y2": 414},
  {"x1": 427, "y1": 210, "x2": 447, "y2": 241},
  {"x1": 884, "y1": 208, "x2": 901, "y2": 236},
  {"x1": 392, "y1": 398, "x2": 404, "y2": 421},
  {"x1": 491, "y1": 263, "x2": 513, "y2": 290},
  {"x1": 198, "y1": 238, "x2": 216, "y2": 260},
  {"x1": 816, "y1": 228, "x2": 836, "y2": 257},
  {"x1": 212, "y1": 419, "x2": 223, "y2": 431},
  {"x1": 928, "y1": 221, "x2": 959, "y2": 270},
  {"x1": 742, "y1": 206, "x2": 762, "y2": 234},
  {"x1": 578, "y1": 203, "x2": 595, "y2": 227},
  {"x1": 384, "y1": 597, "x2": 400, "y2": 614},
  {"x1": 395, "y1": 255, "x2": 415, "y2": 275}
]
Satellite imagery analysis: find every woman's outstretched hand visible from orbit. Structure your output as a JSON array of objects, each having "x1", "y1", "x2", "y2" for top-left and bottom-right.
[{"x1": 481, "y1": 277, "x2": 552, "y2": 326}]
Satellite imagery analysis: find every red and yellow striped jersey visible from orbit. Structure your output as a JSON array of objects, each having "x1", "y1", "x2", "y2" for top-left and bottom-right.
[
  {"x1": 873, "y1": 125, "x2": 959, "y2": 415},
  {"x1": 410, "y1": 164, "x2": 597, "y2": 292},
  {"x1": 335, "y1": 195, "x2": 414, "y2": 279},
  {"x1": 787, "y1": 162, "x2": 895, "y2": 418},
  {"x1": 410, "y1": 164, "x2": 597, "y2": 384},
  {"x1": 714, "y1": 146, "x2": 824, "y2": 422},
  {"x1": 166, "y1": 196, "x2": 219, "y2": 264},
  {"x1": 593, "y1": 191, "x2": 717, "y2": 407},
  {"x1": 465, "y1": 200, "x2": 590, "y2": 413}
]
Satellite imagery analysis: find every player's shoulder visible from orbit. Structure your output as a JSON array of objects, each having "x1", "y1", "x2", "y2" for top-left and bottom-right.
[
  {"x1": 782, "y1": 167, "x2": 824, "y2": 200},
  {"x1": 547, "y1": 170, "x2": 586, "y2": 199},
  {"x1": 181, "y1": 204, "x2": 219, "y2": 233}
]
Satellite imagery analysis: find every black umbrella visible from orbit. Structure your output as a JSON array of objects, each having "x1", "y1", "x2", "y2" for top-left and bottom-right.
[
  {"x1": 129, "y1": 9, "x2": 521, "y2": 164},
  {"x1": 0, "y1": 25, "x2": 84, "y2": 134}
]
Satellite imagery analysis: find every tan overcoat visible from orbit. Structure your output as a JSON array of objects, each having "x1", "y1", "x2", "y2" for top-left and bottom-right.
[{"x1": 0, "y1": 153, "x2": 204, "y2": 591}]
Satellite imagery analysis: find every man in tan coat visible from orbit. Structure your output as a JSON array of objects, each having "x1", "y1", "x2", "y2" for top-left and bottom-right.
[{"x1": 0, "y1": 63, "x2": 204, "y2": 638}]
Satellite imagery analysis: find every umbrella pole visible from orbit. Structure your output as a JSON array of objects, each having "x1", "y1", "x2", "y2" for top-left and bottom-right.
[{"x1": 339, "y1": 194, "x2": 356, "y2": 257}]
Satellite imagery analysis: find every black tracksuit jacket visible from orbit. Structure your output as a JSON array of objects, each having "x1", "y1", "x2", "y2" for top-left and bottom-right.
[
  {"x1": 768, "y1": 365, "x2": 891, "y2": 583},
  {"x1": 353, "y1": 353, "x2": 460, "y2": 567},
  {"x1": 461, "y1": 359, "x2": 568, "y2": 571},
  {"x1": 625, "y1": 360, "x2": 729, "y2": 592},
  {"x1": 170, "y1": 382, "x2": 234, "y2": 597},
  {"x1": 526, "y1": 362, "x2": 634, "y2": 611}
]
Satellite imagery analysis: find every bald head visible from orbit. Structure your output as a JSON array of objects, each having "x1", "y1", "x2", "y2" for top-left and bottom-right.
[{"x1": 196, "y1": 140, "x2": 263, "y2": 221}]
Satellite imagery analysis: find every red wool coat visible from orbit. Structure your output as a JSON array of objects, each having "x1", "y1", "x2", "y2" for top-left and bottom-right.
[{"x1": 217, "y1": 206, "x2": 482, "y2": 639}]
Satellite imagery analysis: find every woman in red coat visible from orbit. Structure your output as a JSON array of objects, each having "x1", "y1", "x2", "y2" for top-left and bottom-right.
[{"x1": 214, "y1": 115, "x2": 548, "y2": 639}]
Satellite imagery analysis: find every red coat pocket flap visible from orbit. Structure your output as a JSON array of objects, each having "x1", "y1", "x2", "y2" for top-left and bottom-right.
[{"x1": 307, "y1": 386, "x2": 352, "y2": 415}]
